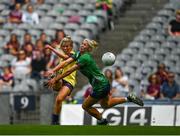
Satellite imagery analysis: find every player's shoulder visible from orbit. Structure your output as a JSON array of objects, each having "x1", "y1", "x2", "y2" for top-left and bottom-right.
[
  {"x1": 70, "y1": 50, "x2": 75, "y2": 55},
  {"x1": 81, "y1": 53, "x2": 92, "y2": 59}
]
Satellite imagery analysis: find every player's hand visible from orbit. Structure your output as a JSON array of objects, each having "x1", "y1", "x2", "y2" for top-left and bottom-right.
[
  {"x1": 47, "y1": 78, "x2": 56, "y2": 88},
  {"x1": 44, "y1": 70, "x2": 54, "y2": 77},
  {"x1": 45, "y1": 44, "x2": 52, "y2": 49}
]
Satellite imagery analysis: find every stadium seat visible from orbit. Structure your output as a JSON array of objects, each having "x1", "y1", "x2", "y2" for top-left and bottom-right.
[
  {"x1": 167, "y1": 35, "x2": 180, "y2": 43},
  {"x1": 11, "y1": 29, "x2": 26, "y2": 38},
  {"x1": 53, "y1": 3, "x2": 68, "y2": 14},
  {"x1": 64, "y1": 23, "x2": 80, "y2": 32},
  {"x1": 142, "y1": 60, "x2": 158, "y2": 70},
  {"x1": 139, "y1": 48, "x2": 154, "y2": 57},
  {"x1": 163, "y1": 3, "x2": 178, "y2": 10},
  {"x1": 71, "y1": 35, "x2": 84, "y2": 47},
  {"x1": 80, "y1": 23, "x2": 98, "y2": 38},
  {"x1": 62, "y1": 10, "x2": 77, "y2": 17},
  {"x1": 155, "y1": 48, "x2": 171, "y2": 57},
  {"x1": 0, "y1": 85, "x2": 12, "y2": 93},
  {"x1": 151, "y1": 35, "x2": 166, "y2": 43},
  {"x1": 122, "y1": 66, "x2": 135, "y2": 77},
  {"x1": 60, "y1": 0, "x2": 73, "y2": 6},
  {"x1": 140, "y1": 66, "x2": 153, "y2": 76},
  {"x1": 121, "y1": 48, "x2": 138, "y2": 57},
  {"x1": 130, "y1": 72, "x2": 143, "y2": 82},
  {"x1": 3, "y1": 23, "x2": 16, "y2": 31},
  {"x1": 128, "y1": 79, "x2": 140, "y2": 90},
  {"x1": 126, "y1": 60, "x2": 142, "y2": 70},
  {"x1": 40, "y1": 16, "x2": 54, "y2": 23},
  {"x1": 68, "y1": 15, "x2": 85, "y2": 25},
  {"x1": 64, "y1": 29, "x2": 74, "y2": 36},
  {"x1": 43, "y1": 29, "x2": 56, "y2": 39},
  {"x1": 45, "y1": 0, "x2": 58, "y2": 5},
  {"x1": 163, "y1": 60, "x2": 176, "y2": 70},
  {"x1": 113, "y1": 60, "x2": 125, "y2": 67},
  {"x1": 128, "y1": 41, "x2": 144, "y2": 51},
  {"x1": 134, "y1": 35, "x2": 150, "y2": 43},
  {"x1": 0, "y1": 29, "x2": 10, "y2": 38},
  {"x1": 146, "y1": 22, "x2": 162, "y2": 31},
  {"x1": 144, "y1": 41, "x2": 160, "y2": 51},
  {"x1": 73, "y1": 29, "x2": 92, "y2": 39},
  {"x1": 28, "y1": 29, "x2": 42, "y2": 39},
  {"x1": 157, "y1": 9, "x2": 174, "y2": 18},
  {"x1": 68, "y1": 4, "x2": 83, "y2": 12},
  {"x1": 78, "y1": 10, "x2": 92, "y2": 18},
  {"x1": 166, "y1": 54, "x2": 180, "y2": 65},
  {"x1": 56, "y1": 16, "x2": 69, "y2": 25},
  {"x1": 0, "y1": 4, "x2": 7, "y2": 12},
  {"x1": 32, "y1": 23, "x2": 48, "y2": 31},
  {"x1": 83, "y1": 3, "x2": 96, "y2": 12},
  {"x1": 93, "y1": 10, "x2": 108, "y2": 23},
  {"x1": 149, "y1": 54, "x2": 164, "y2": 64},
  {"x1": 37, "y1": 4, "x2": 52, "y2": 12},
  {"x1": 13, "y1": 84, "x2": 31, "y2": 92},
  {"x1": 0, "y1": 59, "x2": 8, "y2": 68},
  {"x1": 47, "y1": 10, "x2": 61, "y2": 18},
  {"x1": 140, "y1": 29, "x2": 156, "y2": 37},
  {"x1": 17, "y1": 23, "x2": 32, "y2": 31},
  {"x1": 21, "y1": 78, "x2": 39, "y2": 92},
  {"x1": 152, "y1": 16, "x2": 168, "y2": 24},
  {"x1": 48, "y1": 23, "x2": 64, "y2": 30},
  {"x1": 36, "y1": 10, "x2": 46, "y2": 18},
  {"x1": 1, "y1": 9, "x2": 10, "y2": 17},
  {"x1": 133, "y1": 54, "x2": 148, "y2": 63},
  {"x1": 116, "y1": 54, "x2": 132, "y2": 63},
  {"x1": 161, "y1": 41, "x2": 177, "y2": 50},
  {"x1": 0, "y1": 54, "x2": 14, "y2": 63}
]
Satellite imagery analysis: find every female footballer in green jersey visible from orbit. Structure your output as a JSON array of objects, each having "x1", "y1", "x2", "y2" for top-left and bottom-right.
[
  {"x1": 45, "y1": 36, "x2": 77, "y2": 125},
  {"x1": 47, "y1": 39, "x2": 144, "y2": 125}
]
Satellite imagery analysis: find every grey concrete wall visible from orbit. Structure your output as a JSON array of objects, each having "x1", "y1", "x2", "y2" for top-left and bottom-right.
[
  {"x1": 40, "y1": 92, "x2": 55, "y2": 124},
  {"x1": 0, "y1": 94, "x2": 10, "y2": 124}
]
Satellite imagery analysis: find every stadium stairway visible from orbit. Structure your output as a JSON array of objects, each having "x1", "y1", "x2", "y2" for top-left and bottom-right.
[
  {"x1": 74, "y1": 0, "x2": 169, "y2": 95},
  {"x1": 94, "y1": 0, "x2": 169, "y2": 68}
]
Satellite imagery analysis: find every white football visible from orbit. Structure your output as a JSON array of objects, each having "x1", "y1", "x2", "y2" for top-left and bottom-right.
[{"x1": 102, "y1": 52, "x2": 116, "y2": 66}]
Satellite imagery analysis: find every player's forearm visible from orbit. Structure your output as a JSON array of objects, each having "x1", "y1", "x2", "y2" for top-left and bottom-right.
[
  {"x1": 55, "y1": 64, "x2": 78, "y2": 81},
  {"x1": 55, "y1": 70, "x2": 72, "y2": 81},
  {"x1": 48, "y1": 46, "x2": 68, "y2": 59},
  {"x1": 52, "y1": 61, "x2": 66, "y2": 73}
]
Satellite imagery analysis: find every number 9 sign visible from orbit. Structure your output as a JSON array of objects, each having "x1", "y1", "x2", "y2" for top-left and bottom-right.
[{"x1": 14, "y1": 95, "x2": 35, "y2": 111}]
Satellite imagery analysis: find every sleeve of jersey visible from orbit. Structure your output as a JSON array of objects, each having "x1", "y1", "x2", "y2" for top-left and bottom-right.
[{"x1": 70, "y1": 51, "x2": 80, "y2": 61}]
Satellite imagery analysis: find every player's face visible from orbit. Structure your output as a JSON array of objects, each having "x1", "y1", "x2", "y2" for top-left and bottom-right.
[
  {"x1": 61, "y1": 42, "x2": 72, "y2": 55},
  {"x1": 80, "y1": 40, "x2": 91, "y2": 53}
]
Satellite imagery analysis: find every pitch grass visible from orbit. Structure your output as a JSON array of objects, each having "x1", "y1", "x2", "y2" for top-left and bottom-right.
[{"x1": 0, "y1": 125, "x2": 180, "y2": 135}]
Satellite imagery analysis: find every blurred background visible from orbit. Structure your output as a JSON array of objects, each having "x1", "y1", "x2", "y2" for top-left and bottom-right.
[{"x1": 0, "y1": 0, "x2": 180, "y2": 125}]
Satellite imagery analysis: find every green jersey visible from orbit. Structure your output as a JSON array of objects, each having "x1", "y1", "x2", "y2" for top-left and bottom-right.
[{"x1": 73, "y1": 52, "x2": 109, "y2": 91}]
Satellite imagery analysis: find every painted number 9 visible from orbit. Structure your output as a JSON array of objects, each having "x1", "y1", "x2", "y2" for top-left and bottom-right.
[{"x1": 20, "y1": 96, "x2": 29, "y2": 109}]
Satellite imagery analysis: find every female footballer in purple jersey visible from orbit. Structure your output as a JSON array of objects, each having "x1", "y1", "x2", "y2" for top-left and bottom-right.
[{"x1": 47, "y1": 38, "x2": 144, "y2": 125}]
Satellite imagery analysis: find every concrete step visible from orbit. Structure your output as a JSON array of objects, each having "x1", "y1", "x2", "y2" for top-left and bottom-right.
[
  {"x1": 117, "y1": 17, "x2": 145, "y2": 25},
  {"x1": 135, "y1": 0, "x2": 168, "y2": 4},
  {"x1": 125, "y1": 10, "x2": 151, "y2": 17}
]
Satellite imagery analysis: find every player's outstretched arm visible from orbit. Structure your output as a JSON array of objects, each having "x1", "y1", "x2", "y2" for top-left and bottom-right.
[
  {"x1": 45, "y1": 45, "x2": 69, "y2": 59},
  {"x1": 56, "y1": 64, "x2": 79, "y2": 81},
  {"x1": 52, "y1": 57, "x2": 75, "y2": 73},
  {"x1": 48, "y1": 64, "x2": 79, "y2": 88}
]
